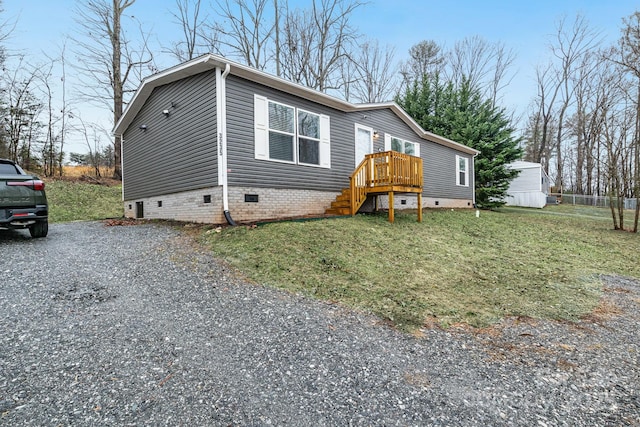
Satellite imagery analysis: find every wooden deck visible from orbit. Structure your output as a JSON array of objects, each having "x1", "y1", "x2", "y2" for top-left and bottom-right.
[{"x1": 325, "y1": 151, "x2": 423, "y2": 223}]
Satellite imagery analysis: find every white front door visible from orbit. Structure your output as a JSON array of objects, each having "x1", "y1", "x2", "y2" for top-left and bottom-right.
[{"x1": 355, "y1": 124, "x2": 373, "y2": 167}]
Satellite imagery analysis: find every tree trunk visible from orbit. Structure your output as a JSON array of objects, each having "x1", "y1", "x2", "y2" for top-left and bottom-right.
[
  {"x1": 633, "y1": 82, "x2": 640, "y2": 232},
  {"x1": 112, "y1": 0, "x2": 125, "y2": 180}
]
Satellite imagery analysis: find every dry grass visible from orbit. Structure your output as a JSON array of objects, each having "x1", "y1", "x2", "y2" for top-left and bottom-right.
[{"x1": 63, "y1": 165, "x2": 115, "y2": 179}]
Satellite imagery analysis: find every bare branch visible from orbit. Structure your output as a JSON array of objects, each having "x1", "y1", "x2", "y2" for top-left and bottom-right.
[
  {"x1": 72, "y1": 0, "x2": 154, "y2": 179},
  {"x1": 279, "y1": 0, "x2": 365, "y2": 92},
  {"x1": 207, "y1": 0, "x2": 274, "y2": 70},
  {"x1": 166, "y1": 0, "x2": 206, "y2": 62},
  {"x1": 347, "y1": 39, "x2": 398, "y2": 103}
]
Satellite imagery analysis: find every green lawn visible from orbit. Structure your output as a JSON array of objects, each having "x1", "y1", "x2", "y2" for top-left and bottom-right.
[
  {"x1": 202, "y1": 206, "x2": 640, "y2": 330},
  {"x1": 46, "y1": 179, "x2": 123, "y2": 223}
]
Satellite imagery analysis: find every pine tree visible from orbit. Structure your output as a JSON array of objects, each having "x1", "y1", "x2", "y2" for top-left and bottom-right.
[{"x1": 398, "y1": 75, "x2": 522, "y2": 208}]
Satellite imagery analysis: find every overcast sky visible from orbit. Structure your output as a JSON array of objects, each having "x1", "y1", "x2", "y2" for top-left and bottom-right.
[{"x1": 3, "y1": 0, "x2": 638, "y2": 154}]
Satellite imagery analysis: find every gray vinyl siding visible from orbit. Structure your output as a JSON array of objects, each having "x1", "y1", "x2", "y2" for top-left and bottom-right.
[
  {"x1": 225, "y1": 75, "x2": 354, "y2": 191},
  {"x1": 122, "y1": 68, "x2": 473, "y2": 202},
  {"x1": 347, "y1": 108, "x2": 475, "y2": 200},
  {"x1": 224, "y1": 75, "x2": 474, "y2": 198},
  {"x1": 122, "y1": 71, "x2": 218, "y2": 200}
]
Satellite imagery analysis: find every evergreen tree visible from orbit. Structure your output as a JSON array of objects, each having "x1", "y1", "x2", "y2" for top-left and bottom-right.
[{"x1": 397, "y1": 75, "x2": 522, "y2": 209}]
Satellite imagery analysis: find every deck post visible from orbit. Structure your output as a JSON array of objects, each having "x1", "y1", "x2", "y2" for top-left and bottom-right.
[
  {"x1": 417, "y1": 192, "x2": 423, "y2": 222},
  {"x1": 349, "y1": 175, "x2": 355, "y2": 216},
  {"x1": 388, "y1": 191, "x2": 394, "y2": 223}
]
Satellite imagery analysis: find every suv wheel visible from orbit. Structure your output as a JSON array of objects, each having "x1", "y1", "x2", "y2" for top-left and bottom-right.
[{"x1": 29, "y1": 220, "x2": 48, "y2": 238}]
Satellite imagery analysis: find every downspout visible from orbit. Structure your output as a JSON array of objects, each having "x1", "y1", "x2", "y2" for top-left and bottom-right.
[
  {"x1": 120, "y1": 135, "x2": 125, "y2": 203},
  {"x1": 218, "y1": 62, "x2": 236, "y2": 225},
  {"x1": 472, "y1": 152, "x2": 479, "y2": 208}
]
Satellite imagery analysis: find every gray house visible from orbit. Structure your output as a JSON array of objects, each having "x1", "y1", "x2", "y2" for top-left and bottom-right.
[{"x1": 113, "y1": 54, "x2": 479, "y2": 224}]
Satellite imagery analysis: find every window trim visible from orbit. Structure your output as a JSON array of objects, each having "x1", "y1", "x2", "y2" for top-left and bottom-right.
[
  {"x1": 456, "y1": 155, "x2": 469, "y2": 187},
  {"x1": 267, "y1": 99, "x2": 296, "y2": 165},
  {"x1": 384, "y1": 133, "x2": 420, "y2": 158},
  {"x1": 297, "y1": 107, "x2": 321, "y2": 167},
  {"x1": 254, "y1": 94, "x2": 330, "y2": 169}
]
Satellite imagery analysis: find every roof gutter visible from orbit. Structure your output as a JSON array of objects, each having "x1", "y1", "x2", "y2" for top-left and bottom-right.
[{"x1": 215, "y1": 61, "x2": 236, "y2": 226}]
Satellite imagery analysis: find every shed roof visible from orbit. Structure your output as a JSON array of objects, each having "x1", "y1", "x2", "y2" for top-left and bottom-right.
[
  {"x1": 508, "y1": 161, "x2": 543, "y2": 170},
  {"x1": 113, "y1": 54, "x2": 479, "y2": 155}
]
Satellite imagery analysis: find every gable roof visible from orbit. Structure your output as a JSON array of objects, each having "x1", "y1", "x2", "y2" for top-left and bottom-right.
[{"x1": 113, "y1": 54, "x2": 479, "y2": 156}]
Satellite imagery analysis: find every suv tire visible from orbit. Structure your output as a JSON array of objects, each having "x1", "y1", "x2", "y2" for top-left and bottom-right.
[{"x1": 29, "y1": 220, "x2": 48, "y2": 238}]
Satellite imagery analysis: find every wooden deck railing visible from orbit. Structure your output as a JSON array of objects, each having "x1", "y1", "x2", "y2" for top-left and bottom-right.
[{"x1": 349, "y1": 151, "x2": 423, "y2": 215}]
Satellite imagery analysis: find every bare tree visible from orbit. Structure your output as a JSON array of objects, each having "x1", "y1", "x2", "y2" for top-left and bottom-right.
[
  {"x1": 568, "y1": 49, "x2": 613, "y2": 196},
  {"x1": 41, "y1": 41, "x2": 72, "y2": 176},
  {"x1": 0, "y1": 0, "x2": 18, "y2": 157},
  {"x1": 399, "y1": 40, "x2": 445, "y2": 90},
  {"x1": 602, "y1": 91, "x2": 634, "y2": 230},
  {"x1": 524, "y1": 14, "x2": 600, "y2": 191},
  {"x1": 1, "y1": 57, "x2": 42, "y2": 165},
  {"x1": 346, "y1": 39, "x2": 397, "y2": 103},
  {"x1": 608, "y1": 11, "x2": 640, "y2": 232},
  {"x1": 279, "y1": 0, "x2": 364, "y2": 92},
  {"x1": 167, "y1": 0, "x2": 206, "y2": 62},
  {"x1": 487, "y1": 42, "x2": 517, "y2": 108},
  {"x1": 0, "y1": 0, "x2": 17, "y2": 65},
  {"x1": 205, "y1": 0, "x2": 274, "y2": 70},
  {"x1": 448, "y1": 35, "x2": 493, "y2": 93},
  {"x1": 546, "y1": 15, "x2": 600, "y2": 198},
  {"x1": 39, "y1": 61, "x2": 59, "y2": 177},
  {"x1": 71, "y1": 111, "x2": 110, "y2": 177},
  {"x1": 525, "y1": 62, "x2": 562, "y2": 175},
  {"x1": 446, "y1": 35, "x2": 516, "y2": 107},
  {"x1": 73, "y1": 0, "x2": 154, "y2": 180}
]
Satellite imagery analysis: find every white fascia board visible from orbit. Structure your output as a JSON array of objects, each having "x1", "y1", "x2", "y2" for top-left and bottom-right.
[
  {"x1": 353, "y1": 102, "x2": 480, "y2": 156},
  {"x1": 113, "y1": 55, "x2": 225, "y2": 135}
]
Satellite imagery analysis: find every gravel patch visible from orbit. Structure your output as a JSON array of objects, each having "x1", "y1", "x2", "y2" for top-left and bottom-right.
[{"x1": 1, "y1": 221, "x2": 638, "y2": 426}]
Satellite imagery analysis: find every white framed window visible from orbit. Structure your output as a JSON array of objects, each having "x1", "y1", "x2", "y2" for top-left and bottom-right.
[
  {"x1": 254, "y1": 94, "x2": 330, "y2": 168},
  {"x1": 384, "y1": 134, "x2": 420, "y2": 157},
  {"x1": 456, "y1": 155, "x2": 469, "y2": 187},
  {"x1": 297, "y1": 109, "x2": 320, "y2": 165},
  {"x1": 268, "y1": 101, "x2": 295, "y2": 162}
]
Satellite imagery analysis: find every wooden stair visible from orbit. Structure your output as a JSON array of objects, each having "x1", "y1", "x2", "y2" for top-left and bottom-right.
[
  {"x1": 324, "y1": 151, "x2": 424, "y2": 222},
  {"x1": 325, "y1": 188, "x2": 352, "y2": 216}
]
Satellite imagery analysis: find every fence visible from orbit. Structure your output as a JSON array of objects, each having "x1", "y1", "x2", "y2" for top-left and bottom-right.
[{"x1": 555, "y1": 194, "x2": 638, "y2": 210}]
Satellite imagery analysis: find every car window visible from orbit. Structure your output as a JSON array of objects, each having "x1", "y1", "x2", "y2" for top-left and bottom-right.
[{"x1": 0, "y1": 163, "x2": 19, "y2": 174}]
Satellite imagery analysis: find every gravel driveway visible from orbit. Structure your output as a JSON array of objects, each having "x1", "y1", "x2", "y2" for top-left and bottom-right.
[{"x1": 1, "y1": 221, "x2": 639, "y2": 426}]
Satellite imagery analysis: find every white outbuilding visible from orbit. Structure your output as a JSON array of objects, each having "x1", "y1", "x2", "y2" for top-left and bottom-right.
[{"x1": 504, "y1": 161, "x2": 550, "y2": 208}]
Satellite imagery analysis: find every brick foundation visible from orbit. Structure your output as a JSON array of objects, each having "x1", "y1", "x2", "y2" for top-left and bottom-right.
[
  {"x1": 124, "y1": 186, "x2": 339, "y2": 224},
  {"x1": 124, "y1": 187, "x2": 474, "y2": 225},
  {"x1": 374, "y1": 194, "x2": 474, "y2": 209},
  {"x1": 124, "y1": 188, "x2": 225, "y2": 224}
]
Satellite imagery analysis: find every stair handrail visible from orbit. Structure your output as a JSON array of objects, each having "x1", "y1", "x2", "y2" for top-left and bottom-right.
[
  {"x1": 349, "y1": 151, "x2": 423, "y2": 215},
  {"x1": 349, "y1": 156, "x2": 369, "y2": 215}
]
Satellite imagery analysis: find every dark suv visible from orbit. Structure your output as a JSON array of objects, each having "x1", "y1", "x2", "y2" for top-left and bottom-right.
[{"x1": 0, "y1": 159, "x2": 49, "y2": 238}]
